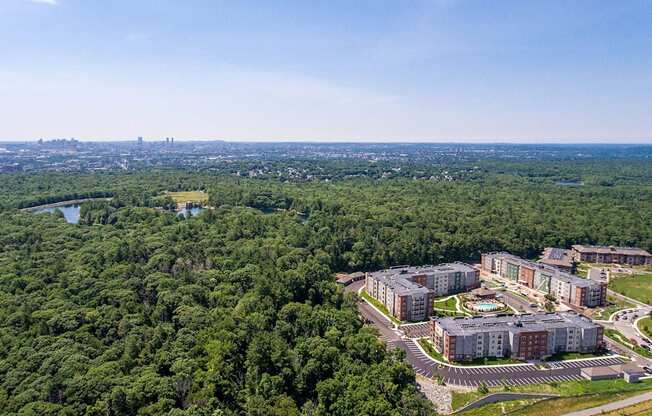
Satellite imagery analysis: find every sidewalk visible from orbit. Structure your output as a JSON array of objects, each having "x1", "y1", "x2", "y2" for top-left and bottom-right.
[{"x1": 563, "y1": 390, "x2": 652, "y2": 416}]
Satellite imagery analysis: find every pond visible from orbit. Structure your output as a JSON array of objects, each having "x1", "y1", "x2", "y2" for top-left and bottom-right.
[
  {"x1": 33, "y1": 204, "x2": 81, "y2": 224},
  {"x1": 555, "y1": 180, "x2": 584, "y2": 186}
]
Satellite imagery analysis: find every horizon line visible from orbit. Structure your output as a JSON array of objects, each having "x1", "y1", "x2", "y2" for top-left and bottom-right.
[{"x1": 1, "y1": 138, "x2": 652, "y2": 145}]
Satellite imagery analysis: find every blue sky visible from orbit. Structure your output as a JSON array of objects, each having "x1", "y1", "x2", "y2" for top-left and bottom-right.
[{"x1": 2, "y1": 0, "x2": 651, "y2": 142}]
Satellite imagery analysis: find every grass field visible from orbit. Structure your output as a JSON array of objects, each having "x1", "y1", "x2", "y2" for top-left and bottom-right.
[
  {"x1": 544, "y1": 350, "x2": 609, "y2": 361},
  {"x1": 599, "y1": 398, "x2": 652, "y2": 415},
  {"x1": 457, "y1": 379, "x2": 652, "y2": 414},
  {"x1": 417, "y1": 338, "x2": 446, "y2": 362},
  {"x1": 575, "y1": 263, "x2": 590, "y2": 278},
  {"x1": 507, "y1": 391, "x2": 648, "y2": 416},
  {"x1": 610, "y1": 272, "x2": 652, "y2": 305},
  {"x1": 433, "y1": 296, "x2": 457, "y2": 311},
  {"x1": 604, "y1": 328, "x2": 652, "y2": 358},
  {"x1": 637, "y1": 316, "x2": 652, "y2": 340},
  {"x1": 458, "y1": 399, "x2": 539, "y2": 416},
  {"x1": 433, "y1": 296, "x2": 468, "y2": 317},
  {"x1": 166, "y1": 191, "x2": 209, "y2": 204}
]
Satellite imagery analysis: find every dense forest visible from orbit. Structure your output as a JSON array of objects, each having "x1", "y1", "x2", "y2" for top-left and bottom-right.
[{"x1": 0, "y1": 160, "x2": 651, "y2": 415}]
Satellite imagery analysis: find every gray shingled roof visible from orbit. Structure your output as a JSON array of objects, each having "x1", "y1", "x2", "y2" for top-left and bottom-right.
[{"x1": 433, "y1": 312, "x2": 598, "y2": 336}]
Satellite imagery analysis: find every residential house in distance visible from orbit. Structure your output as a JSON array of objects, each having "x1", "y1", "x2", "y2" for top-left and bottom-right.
[
  {"x1": 365, "y1": 263, "x2": 479, "y2": 322},
  {"x1": 481, "y1": 252, "x2": 606, "y2": 307},
  {"x1": 571, "y1": 245, "x2": 652, "y2": 266},
  {"x1": 431, "y1": 312, "x2": 604, "y2": 362}
]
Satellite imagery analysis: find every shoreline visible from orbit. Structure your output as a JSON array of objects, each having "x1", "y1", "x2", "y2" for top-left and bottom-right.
[{"x1": 21, "y1": 197, "x2": 112, "y2": 211}]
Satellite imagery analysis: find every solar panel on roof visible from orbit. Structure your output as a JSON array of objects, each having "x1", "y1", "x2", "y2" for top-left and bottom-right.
[{"x1": 549, "y1": 248, "x2": 566, "y2": 260}]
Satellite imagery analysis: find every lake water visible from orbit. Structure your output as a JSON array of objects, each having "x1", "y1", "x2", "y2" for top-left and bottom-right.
[
  {"x1": 555, "y1": 180, "x2": 584, "y2": 186},
  {"x1": 177, "y1": 207, "x2": 205, "y2": 217},
  {"x1": 33, "y1": 204, "x2": 81, "y2": 224}
]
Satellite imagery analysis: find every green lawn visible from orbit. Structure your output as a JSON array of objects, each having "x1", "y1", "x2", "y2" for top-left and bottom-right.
[
  {"x1": 459, "y1": 379, "x2": 652, "y2": 415},
  {"x1": 433, "y1": 296, "x2": 457, "y2": 311},
  {"x1": 460, "y1": 399, "x2": 539, "y2": 416},
  {"x1": 604, "y1": 328, "x2": 652, "y2": 358},
  {"x1": 592, "y1": 294, "x2": 635, "y2": 320},
  {"x1": 433, "y1": 295, "x2": 469, "y2": 317},
  {"x1": 451, "y1": 390, "x2": 485, "y2": 410},
  {"x1": 637, "y1": 316, "x2": 652, "y2": 340},
  {"x1": 359, "y1": 290, "x2": 401, "y2": 324},
  {"x1": 432, "y1": 309, "x2": 467, "y2": 317},
  {"x1": 507, "y1": 391, "x2": 648, "y2": 416},
  {"x1": 599, "y1": 399, "x2": 652, "y2": 415},
  {"x1": 417, "y1": 338, "x2": 446, "y2": 362},
  {"x1": 575, "y1": 263, "x2": 589, "y2": 278},
  {"x1": 544, "y1": 350, "x2": 609, "y2": 361},
  {"x1": 609, "y1": 272, "x2": 652, "y2": 305},
  {"x1": 166, "y1": 191, "x2": 209, "y2": 204},
  {"x1": 463, "y1": 356, "x2": 523, "y2": 366}
]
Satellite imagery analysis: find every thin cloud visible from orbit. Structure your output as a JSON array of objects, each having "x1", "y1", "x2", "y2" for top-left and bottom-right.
[{"x1": 30, "y1": 0, "x2": 59, "y2": 5}]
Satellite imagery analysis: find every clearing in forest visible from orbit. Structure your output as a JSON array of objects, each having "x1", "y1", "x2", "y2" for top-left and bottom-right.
[{"x1": 166, "y1": 191, "x2": 209, "y2": 204}]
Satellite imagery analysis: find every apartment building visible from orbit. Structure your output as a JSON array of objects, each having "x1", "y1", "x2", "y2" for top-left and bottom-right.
[
  {"x1": 571, "y1": 245, "x2": 652, "y2": 266},
  {"x1": 430, "y1": 312, "x2": 604, "y2": 362},
  {"x1": 539, "y1": 247, "x2": 574, "y2": 271},
  {"x1": 365, "y1": 263, "x2": 479, "y2": 322},
  {"x1": 481, "y1": 252, "x2": 606, "y2": 307}
]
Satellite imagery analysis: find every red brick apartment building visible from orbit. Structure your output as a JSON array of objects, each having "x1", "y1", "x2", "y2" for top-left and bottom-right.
[
  {"x1": 431, "y1": 312, "x2": 603, "y2": 362},
  {"x1": 571, "y1": 245, "x2": 652, "y2": 266}
]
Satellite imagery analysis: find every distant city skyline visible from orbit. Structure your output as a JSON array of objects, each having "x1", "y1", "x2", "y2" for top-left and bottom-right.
[
  {"x1": 2, "y1": 138, "x2": 652, "y2": 145},
  {"x1": 2, "y1": 0, "x2": 651, "y2": 143}
]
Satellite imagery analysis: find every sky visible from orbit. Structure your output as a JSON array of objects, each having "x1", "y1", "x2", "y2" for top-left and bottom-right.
[{"x1": 1, "y1": 0, "x2": 651, "y2": 143}]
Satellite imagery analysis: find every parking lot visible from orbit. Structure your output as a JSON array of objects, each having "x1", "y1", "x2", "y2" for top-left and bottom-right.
[
  {"x1": 348, "y1": 276, "x2": 642, "y2": 387},
  {"x1": 400, "y1": 322, "x2": 430, "y2": 338},
  {"x1": 403, "y1": 339, "x2": 627, "y2": 387}
]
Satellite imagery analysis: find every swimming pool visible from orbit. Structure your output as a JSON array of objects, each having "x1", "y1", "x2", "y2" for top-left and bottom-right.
[{"x1": 475, "y1": 302, "x2": 500, "y2": 312}]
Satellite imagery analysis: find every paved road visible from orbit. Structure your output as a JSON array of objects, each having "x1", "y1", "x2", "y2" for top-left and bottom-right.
[
  {"x1": 402, "y1": 339, "x2": 625, "y2": 387},
  {"x1": 562, "y1": 390, "x2": 652, "y2": 416},
  {"x1": 498, "y1": 290, "x2": 538, "y2": 313},
  {"x1": 344, "y1": 280, "x2": 629, "y2": 387}
]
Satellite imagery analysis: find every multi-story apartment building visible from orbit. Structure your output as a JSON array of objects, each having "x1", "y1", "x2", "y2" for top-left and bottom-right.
[
  {"x1": 539, "y1": 247, "x2": 574, "y2": 271},
  {"x1": 571, "y1": 245, "x2": 652, "y2": 266},
  {"x1": 481, "y1": 252, "x2": 606, "y2": 307},
  {"x1": 430, "y1": 312, "x2": 604, "y2": 362},
  {"x1": 365, "y1": 263, "x2": 479, "y2": 322}
]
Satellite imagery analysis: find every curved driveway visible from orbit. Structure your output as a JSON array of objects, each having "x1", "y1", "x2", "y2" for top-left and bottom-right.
[{"x1": 345, "y1": 280, "x2": 627, "y2": 387}]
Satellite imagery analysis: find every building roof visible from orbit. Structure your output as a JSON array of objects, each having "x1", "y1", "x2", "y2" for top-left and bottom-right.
[
  {"x1": 621, "y1": 363, "x2": 646, "y2": 375},
  {"x1": 385, "y1": 262, "x2": 477, "y2": 274},
  {"x1": 433, "y1": 312, "x2": 599, "y2": 337},
  {"x1": 486, "y1": 252, "x2": 603, "y2": 289},
  {"x1": 368, "y1": 270, "x2": 430, "y2": 296},
  {"x1": 540, "y1": 247, "x2": 574, "y2": 268},
  {"x1": 471, "y1": 287, "x2": 496, "y2": 297},
  {"x1": 335, "y1": 271, "x2": 365, "y2": 284},
  {"x1": 368, "y1": 262, "x2": 477, "y2": 295},
  {"x1": 572, "y1": 245, "x2": 652, "y2": 257},
  {"x1": 581, "y1": 366, "x2": 621, "y2": 377}
]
